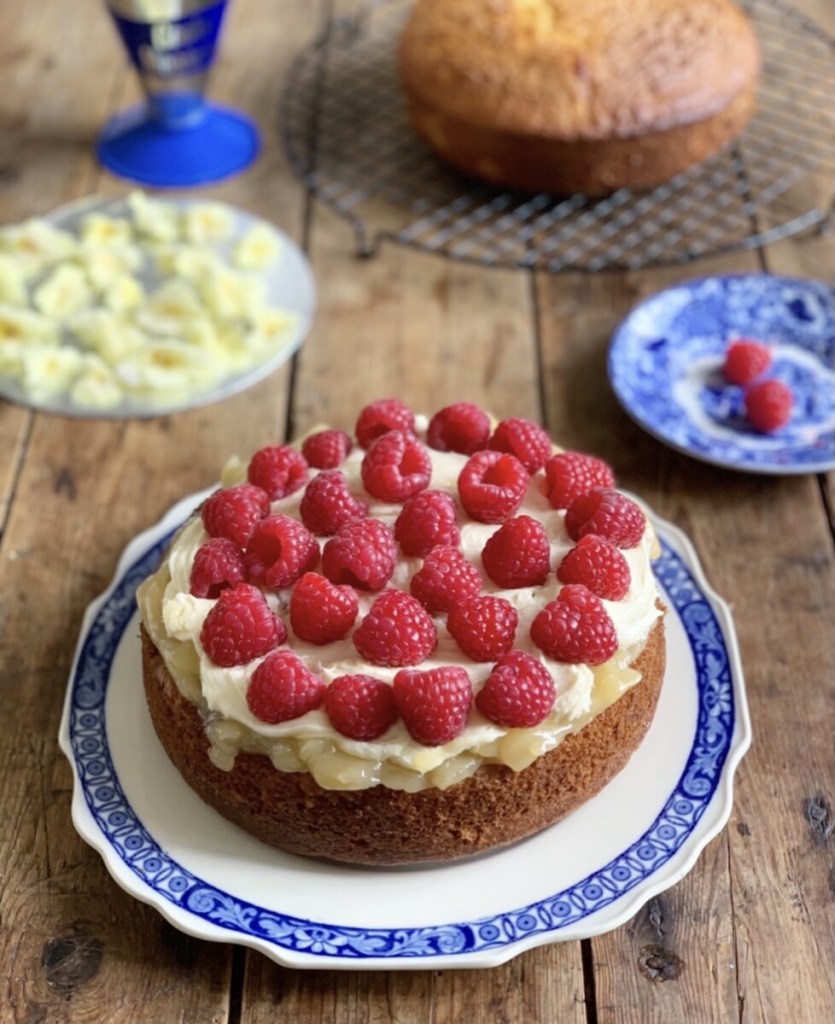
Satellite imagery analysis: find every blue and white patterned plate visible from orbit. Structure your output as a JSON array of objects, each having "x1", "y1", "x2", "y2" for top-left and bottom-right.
[
  {"x1": 59, "y1": 492, "x2": 750, "y2": 970},
  {"x1": 609, "y1": 274, "x2": 835, "y2": 474}
]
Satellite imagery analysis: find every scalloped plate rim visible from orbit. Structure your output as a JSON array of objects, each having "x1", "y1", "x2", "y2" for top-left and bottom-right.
[
  {"x1": 608, "y1": 272, "x2": 835, "y2": 475},
  {"x1": 58, "y1": 490, "x2": 751, "y2": 970}
]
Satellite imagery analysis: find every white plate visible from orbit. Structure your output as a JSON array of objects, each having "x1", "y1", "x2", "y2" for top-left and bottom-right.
[
  {"x1": 0, "y1": 195, "x2": 315, "y2": 418},
  {"x1": 608, "y1": 274, "x2": 835, "y2": 474},
  {"x1": 59, "y1": 491, "x2": 750, "y2": 969}
]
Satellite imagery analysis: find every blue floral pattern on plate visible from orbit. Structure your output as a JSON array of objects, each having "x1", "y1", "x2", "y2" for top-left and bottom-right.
[
  {"x1": 59, "y1": 495, "x2": 750, "y2": 968},
  {"x1": 608, "y1": 274, "x2": 835, "y2": 474}
]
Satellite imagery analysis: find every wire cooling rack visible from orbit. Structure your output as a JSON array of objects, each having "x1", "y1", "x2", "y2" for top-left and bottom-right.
[{"x1": 280, "y1": 0, "x2": 835, "y2": 272}]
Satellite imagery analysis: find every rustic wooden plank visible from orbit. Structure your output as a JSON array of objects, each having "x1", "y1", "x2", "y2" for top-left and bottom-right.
[
  {"x1": 536, "y1": 250, "x2": 834, "y2": 1022},
  {"x1": 0, "y1": 0, "x2": 317, "y2": 1020},
  {"x1": 0, "y1": 0, "x2": 124, "y2": 536},
  {"x1": 535, "y1": 253, "x2": 757, "y2": 1024},
  {"x1": 0, "y1": 405, "x2": 31, "y2": 532},
  {"x1": 2, "y1": 0, "x2": 831, "y2": 1021},
  {"x1": 239, "y1": 147, "x2": 585, "y2": 1024},
  {"x1": 0, "y1": 1, "x2": 124, "y2": 215},
  {"x1": 0, "y1": 420, "x2": 238, "y2": 1024},
  {"x1": 246, "y1": 942, "x2": 587, "y2": 1024},
  {"x1": 713, "y1": 3, "x2": 835, "y2": 1019}
]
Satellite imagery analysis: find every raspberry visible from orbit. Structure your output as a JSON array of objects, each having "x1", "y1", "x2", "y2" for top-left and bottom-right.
[
  {"x1": 189, "y1": 538, "x2": 247, "y2": 598},
  {"x1": 355, "y1": 398, "x2": 415, "y2": 449},
  {"x1": 244, "y1": 514, "x2": 319, "y2": 589},
  {"x1": 744, "y1": 378, "x2": 793, "y2": 433},
  {"x1": 458, "y1": 450, "x2": 528, "y2": 524},
  {"x1": 488, "y1": 417, "x2": 552, "y2": 473},
  {"x1": 481, "y1": 515, "x2": 550, "y2": 588},
  {"x1": 321, "y1": 518, "x2": 396, "y2": 591},
  {"x1": 247, "y1": 444, "x2": 308, "y2": 500},
  {"x1": 475, "y1": 651, "x2": 556, "y2": 728},
  {"x1": 724, "y1": 338, "x2": 772, "y2": 386},
  {"x1": 446, "y1": 594, "x2": 518, "y2": 661},
  {"x1": 246, "y1": 649, "x2": 326, "y2": 724},
  {"x1": 200, "y1": 583, "x2": 285, "y2": 667},
  {"x1": 353, "y1": 589, "x2": 437, "y2": 667},
  {"x1": 301, "y1": 429, "x2": 352, "y2": 469},
  {"x1": 557, "y1": 534, "x2": 631, "y2": 600},
  {"x1": 394, "y1": 490, "x2": 460, "y2": 556},
  {"x1": 361, "y1": 431, "x2": 432, "y2": 503},
  {"x1": 324, "y1": 674, "x2": 398, "y2": 740},
  {"x1": 530, "y1": 584, "x2": 617, "y2": 665},
  {"x1": 289, "y1": 572, "x2": 359, "y2": 645},
  {"x1": 543, "y1": 451, "x2": 616, "y2": 510},
  {"x1": 410, "y1": 545, "x2": 482, "y2": 614},
  {"x1": 392, "y1": 666, "x2": 473, "y2": 746},
  {"x1": 201, "y1": 483, "x2": 270, "y2": 548},
  {"x1": 426, "y1": 402, "x2": 491, "y2": 455},
  {"x1": 564, "y1": 488, "x2": 645, "y2": 549},
  {"x1": 299, "y1": 470, "x2": 368, "y2": 536}
]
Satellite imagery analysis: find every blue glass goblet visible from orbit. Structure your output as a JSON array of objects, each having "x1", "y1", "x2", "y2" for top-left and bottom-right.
[{"x1": 98, "y1": 0, "x2": 260, "y2": 187}]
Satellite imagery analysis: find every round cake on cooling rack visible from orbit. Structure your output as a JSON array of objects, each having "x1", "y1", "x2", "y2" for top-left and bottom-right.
[
  {"x1": 397, "y1": 0, "x2": 761, "y2": 196},
  {"x1": 137, "y1": 399, "x2": 666, "y2": 865}
]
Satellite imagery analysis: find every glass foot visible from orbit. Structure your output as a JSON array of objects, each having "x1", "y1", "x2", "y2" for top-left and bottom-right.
[{"x1": 97, "y1": 103, "x2": 260, "y2": 187}]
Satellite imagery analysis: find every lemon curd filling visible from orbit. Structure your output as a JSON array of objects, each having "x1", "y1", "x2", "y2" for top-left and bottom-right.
[{"x1": 137, "y1": 433, "x2": 663, "y2": 793}]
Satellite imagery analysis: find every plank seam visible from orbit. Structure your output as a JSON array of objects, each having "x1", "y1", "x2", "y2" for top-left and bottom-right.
[{"x1": 581, "y1": 938, "x2": 600, "y2": 1024}]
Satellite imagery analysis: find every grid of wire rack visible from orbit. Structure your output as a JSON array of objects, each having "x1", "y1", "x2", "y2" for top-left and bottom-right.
[{"x1": 280, "y1": 0, "x2": 835, "y2": 272}]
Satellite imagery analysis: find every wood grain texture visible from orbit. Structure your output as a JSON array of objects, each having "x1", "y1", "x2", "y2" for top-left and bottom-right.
[
  {"x1": 0, "y1": 0, "x2": 833, "y2": 1021},
  {"x1": 535, "y1": 254, "x2": 760, "y2": 1024},
  {"x1": 532, "y1": 4, "x2": 835, "y2": 1008},
  {"x1": 0, "y1": 0, "x2": 311, "y2": 1021}
]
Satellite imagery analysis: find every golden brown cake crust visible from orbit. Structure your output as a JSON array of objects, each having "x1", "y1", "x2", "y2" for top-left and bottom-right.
[
  {"x1": 398, "y1": 0, "x2": 761, "y2": 195},
  {"x1": 141, "y1": 617, "x2": 666, "y2": 866}
]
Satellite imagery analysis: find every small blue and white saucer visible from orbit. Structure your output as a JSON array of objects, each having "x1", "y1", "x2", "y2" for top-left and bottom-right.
[{"x1": 608, "y1": 274, "x2": 835, "y2": 474}]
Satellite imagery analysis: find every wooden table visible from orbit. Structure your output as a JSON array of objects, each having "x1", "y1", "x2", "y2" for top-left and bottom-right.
[{"x1": 1, "y1": 1, "x2": 833, "y2": 1020}]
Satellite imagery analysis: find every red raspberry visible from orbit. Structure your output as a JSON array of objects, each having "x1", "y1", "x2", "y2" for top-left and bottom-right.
[
  {"x1": 481, "y1": 515, "x2": 550, "y2": 588},
  {"x1": 426, "y1": 402, "x2": 491, "y2": 455},
  {"x1": 394, "y1": 490, "x2": 460, "y2": 557},
  {"x1": 392, "y1": 666, "x2": 473, "y2": 746},
  {"x1": 744, "y1": 378, "x2": 793, "y2": 433},
  {"x1": 564, "y1": 488, "x2": 645, "y2": 549},
  {"x1": 361, "y1": 431, "x2": 432, "y2": 503},
  {"x1": 321, "y1": 518, "x2": 396, "y2": 591},
  {"x1": 301, "y1": 429, "x2": 352, "y2": 469},
  {"x1": 488, "y1": 417, "x2": 552, "y2": 473},
  {"x1": 475, "y1": 651, "x2": 556, "y2": 728},
  {"x1": 324, "y1": 674, "x2": 398, "y2": 740},
  {"x1": 244, "y1": 514, "x2": 319, "y2": 590},
  {"x1": 189, "y1": 538, "x2": 247, "y2": 598},
  {"x1": 557, "y1": 534, "x2": 631, "y2": 600},
  {"x1": 724, "y1": 338, "x2": 772, "y2": 386},
  {"x1": 200, "y1": 583, "x2": 285, "y2": 667},
  {"x1": 201, "y1": 483, "x2": 270, "y2": 548},
  {"x1": 289, "y1": 572, "x2": 359, "y2": 645},
  {"x1": 446, "y1": 594, "x2": 518, "y2": 661},
  {"x1": 530, "y1": 584, "x2": 617, "y2": 665},
  {"x1": 355, "y1": 398, "x2": 415, "y2": 449},
  {"x1": 353, "y1": 589, "x2": 437, "y2": 667},
  {"x1": 247, "y1": 444, "x2": 308, "y2": 500},
  {"x1": 299, "y1": 470, "x2": 368, "y2": 536},
  {"x1": 246, "y1": 649, "x2": 326, "y2": 724},
  {"x1": 543, "y1": 451, "x2": 616, "y2": 510},
  {"x1": 458, "y1": 450, "x2": 528, "y2": 524},
  {"x1": 410, "y1": 545, "x2": 482, "y2": 614}
]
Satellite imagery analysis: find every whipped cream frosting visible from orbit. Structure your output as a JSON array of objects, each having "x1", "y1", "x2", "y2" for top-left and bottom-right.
[{"x1": 138, "y1": 418, "x2": 663, "y2": 792}]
